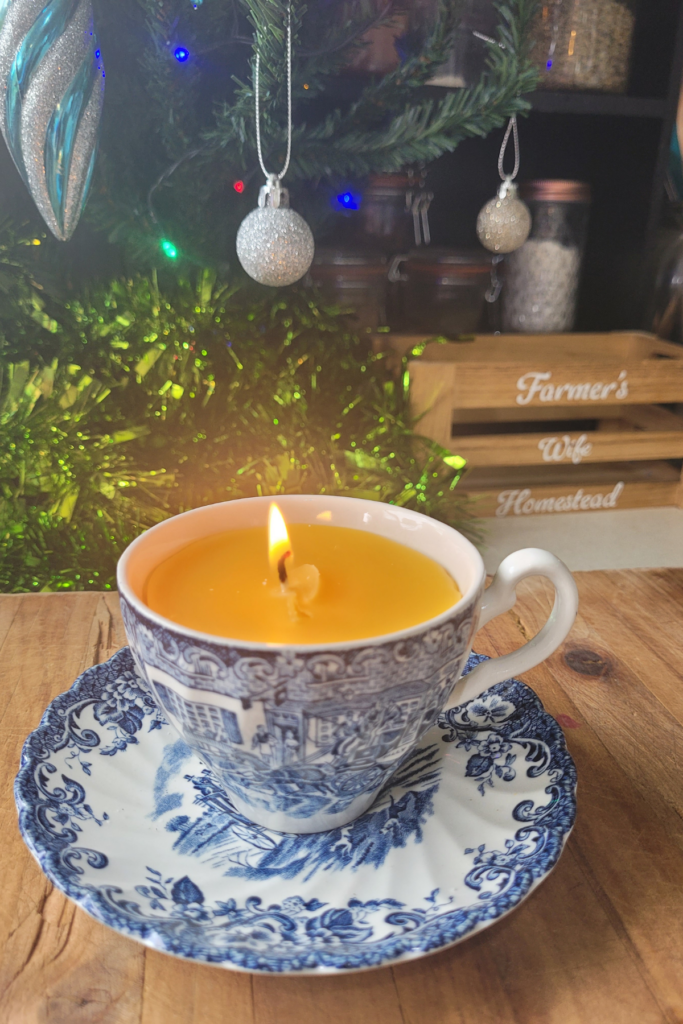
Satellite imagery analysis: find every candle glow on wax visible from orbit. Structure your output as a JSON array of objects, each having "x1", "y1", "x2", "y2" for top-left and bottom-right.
[{"x1": 143, "y1": 511, "x2": 462, "y2": 644}]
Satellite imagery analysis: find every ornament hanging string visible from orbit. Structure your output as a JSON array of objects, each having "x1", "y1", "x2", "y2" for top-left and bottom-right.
[
  {"x1": 498, "y1": 115, "x2": 520, "y2": 186},
  {"x1": 254, "y1": 6, "x2": 292, "y2": 184},
  {"x1": 475, "y1": 114, "x2": 531, "y2": 255},
  {"x1": 236, "y1": 4, "x2": 314, "y2": 287}
]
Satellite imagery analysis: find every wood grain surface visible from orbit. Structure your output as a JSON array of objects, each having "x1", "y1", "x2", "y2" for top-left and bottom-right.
[{"x1": 1, "y1": 573, "x2": 683, "y2": 1024}]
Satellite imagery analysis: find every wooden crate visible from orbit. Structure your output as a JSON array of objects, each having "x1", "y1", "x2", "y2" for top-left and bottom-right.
[
  {"x1": 378, "y1": 331, "x2": 683, "y2": 516},
  {"x1": 451, "y1": 405, "x2": 683, "y2": 468},
  {"x1": 462, "y1": 462, "x2": 681, "y2": 519}
]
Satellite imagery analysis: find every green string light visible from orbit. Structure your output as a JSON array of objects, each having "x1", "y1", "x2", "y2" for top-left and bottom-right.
[{"x1": 161, "y1": 239, "x2": 178, "y2": 259}]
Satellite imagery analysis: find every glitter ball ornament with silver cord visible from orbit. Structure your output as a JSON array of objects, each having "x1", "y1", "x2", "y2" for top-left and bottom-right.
[
  {"x1": 0, "y1": 0, "x2": 105, "y2": 241},
  {"x1": 237, "y1": 175, "x2": 315, "y2": 287},
  {"x1": 476, "y1": 179, "x2": 531, "y2": 254}
]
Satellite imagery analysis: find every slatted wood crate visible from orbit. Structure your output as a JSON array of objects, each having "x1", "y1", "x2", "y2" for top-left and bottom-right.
[{"x1": 377, "y1": 332, "x2": 683, "y2": 517}]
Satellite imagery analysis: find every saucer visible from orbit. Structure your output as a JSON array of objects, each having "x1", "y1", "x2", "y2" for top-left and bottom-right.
[{"x1": 15, "y1": 648, "x2": 576, "y2": 974}]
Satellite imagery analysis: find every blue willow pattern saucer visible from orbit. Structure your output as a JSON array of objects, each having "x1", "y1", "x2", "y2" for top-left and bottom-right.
[{"x1": 15, "y1": 649, "x2": 576, "y2": 974}]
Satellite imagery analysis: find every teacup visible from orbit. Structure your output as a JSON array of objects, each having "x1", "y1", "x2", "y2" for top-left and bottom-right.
[{"x1": 118, "y1": 495, "x2": 578, "y2": 834}]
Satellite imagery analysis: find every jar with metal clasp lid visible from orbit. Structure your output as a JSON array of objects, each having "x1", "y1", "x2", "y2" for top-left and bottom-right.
[
  {"x1": 308, "y1": 249, "x2": 389, "y2": 331},
  {"x1": 389, "y1": 247, "x2": 498, "y2": 336},
  {"x1": 358, "y1": 174, "x2": 415, "y2": 254}
]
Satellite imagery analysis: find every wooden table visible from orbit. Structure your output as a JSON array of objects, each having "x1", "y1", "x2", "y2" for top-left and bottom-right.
[{"x1": 1, "y1": 570, "x2": 683, "y2": 1024}]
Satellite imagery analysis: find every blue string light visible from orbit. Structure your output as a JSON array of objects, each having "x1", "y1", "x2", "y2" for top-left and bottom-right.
[
  {"x1": 174, "y1": 47, "x2": 190, "y2": 62},
  {"x1": 337, "y1": 191, "x2": 359, "y2": 210}
]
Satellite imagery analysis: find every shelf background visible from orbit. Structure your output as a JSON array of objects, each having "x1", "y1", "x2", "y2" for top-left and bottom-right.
[
  {"x1": 1, "y1": 0, "x2": 683, "y2": 332},
  {"x1": 526, "y1": 92, "x2": 667, "y2": 118},
  {"x1": 325, "y1": 0, "x2": 683, "y2": 332},
  {"x1": 422, "y1": 0, "x2": 683, "y2": 331}
]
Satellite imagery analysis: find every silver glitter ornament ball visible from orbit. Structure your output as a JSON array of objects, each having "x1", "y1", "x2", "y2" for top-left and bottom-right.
[
  {"x1": 476, "y1": 181, "x2": 531, "y2": 254},
  {"x1": 237, "y1": 180, "x2": 314, "y2": 287}
]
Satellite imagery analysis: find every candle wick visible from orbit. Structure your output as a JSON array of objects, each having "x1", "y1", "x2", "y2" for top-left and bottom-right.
[{"x1": 277, "y1": 550, "x2": 291, "y2": 584}]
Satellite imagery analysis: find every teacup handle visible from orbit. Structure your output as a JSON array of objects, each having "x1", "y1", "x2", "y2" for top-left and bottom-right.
[{"x1": 444, "y1": 548, "x2": 578, "y2": 709}]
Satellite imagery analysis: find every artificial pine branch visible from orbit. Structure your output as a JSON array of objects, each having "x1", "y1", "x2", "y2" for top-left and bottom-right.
[
  {"x1": 202, "y1": 0, "x2": 536, "y2": 181},
  {"x1": 87, "y1": 0, "x2": 539, "y2": 266}
]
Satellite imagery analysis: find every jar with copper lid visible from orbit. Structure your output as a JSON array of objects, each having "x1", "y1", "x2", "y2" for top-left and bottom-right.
[
  {"x1": 502, "y1": 180, "x2": 591, "y2": 333},
  {"x1": 530, "y1": 0, "x2": 635, "y2": 93},
  {"x1": 308, "y1": 249, "x2": 389, "y2": 331},
  {"x1": 392, "y1": 248, "x2": 496, "y2": 336}
]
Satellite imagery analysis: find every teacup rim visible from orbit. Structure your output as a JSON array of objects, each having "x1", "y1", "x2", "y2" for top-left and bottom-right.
[{"x1": 117, "y1": 495, "x2": 485, "y2": 653}]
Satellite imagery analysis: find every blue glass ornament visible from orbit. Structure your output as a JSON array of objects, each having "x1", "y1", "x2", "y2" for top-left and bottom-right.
[{"x1": 0, "y1": 0, "x2": 104, "y2": 240}]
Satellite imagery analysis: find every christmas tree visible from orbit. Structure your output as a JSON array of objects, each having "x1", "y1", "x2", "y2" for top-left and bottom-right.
[
  {"x1": 88, "y1": 0, "x2": 539, "y2": 269},
  {"x1": 0, "y1": 0, "x2": 539, "y2": 591}
]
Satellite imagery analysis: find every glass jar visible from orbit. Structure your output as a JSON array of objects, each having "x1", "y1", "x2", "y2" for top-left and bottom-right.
[
  {"x1": 502, "y1": 180, "x2": 591, "y2": 334},
  {"x1": 358, "y1": 174, "x2": 414, "y2": 254},
  {"x1": 530, "y1": 0, "x2": 636, "y2": 93},
  {"x1": 343, "y1": 11, "x2": 409, "y2": 75},
  {"x1": 428, "y1": 0, "x2": 499, "y2": 88},
  {"x1": 308, "y1": 249, "x2": 389, "y2": 330},
  {"x1": 392, "y1": 248, "x2": 495, "y2": 336}
]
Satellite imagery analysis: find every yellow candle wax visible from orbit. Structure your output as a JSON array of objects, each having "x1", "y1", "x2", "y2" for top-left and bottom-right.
[{"x1": 143, "y1": 523, "x2": 461, "y2": 644}]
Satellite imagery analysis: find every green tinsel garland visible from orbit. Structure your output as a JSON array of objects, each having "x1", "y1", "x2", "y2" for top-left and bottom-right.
[{"x1": 0, "y1": 231, "x2": 475, "y2": 593}]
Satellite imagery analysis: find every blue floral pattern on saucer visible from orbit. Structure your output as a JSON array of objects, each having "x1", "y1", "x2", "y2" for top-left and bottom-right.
[{"x1": 15, "y1": 649, "x2": 576, "y2": 973}]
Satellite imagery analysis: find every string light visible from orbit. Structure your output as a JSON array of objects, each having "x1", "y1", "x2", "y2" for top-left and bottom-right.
[
  {"x1": 161, "y1": 239, "x2": 178, "y2": 259},
  {"x1": 174, "y1": 47, "x2": 190, "y2": 62},
  {"x1": 233, "y1": 180, "x2": 245, "y2": 193},
  {"x1": 337, "y1": 191, "x2": 359, "y2": 210}
]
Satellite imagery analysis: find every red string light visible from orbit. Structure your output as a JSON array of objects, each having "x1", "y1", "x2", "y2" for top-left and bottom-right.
[{"x1": 233, "y1": 180, "x2": 245, "y2": 193}]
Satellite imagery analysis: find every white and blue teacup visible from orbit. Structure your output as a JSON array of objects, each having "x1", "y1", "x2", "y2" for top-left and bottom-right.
[{"x1": 118, "y1": 495, "x2": 577, "y2": 834}]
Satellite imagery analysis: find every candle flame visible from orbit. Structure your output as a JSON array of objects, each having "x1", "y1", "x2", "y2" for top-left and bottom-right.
[
  {"x1": 268, "y1": 503, "x2": 292, "y2": 576},
  {"x1": 268, "y1": 502, "x2": 320, "y2": 616}
]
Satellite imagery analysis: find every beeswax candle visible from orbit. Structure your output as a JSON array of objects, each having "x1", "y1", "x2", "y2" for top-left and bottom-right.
[{"x1": 144, "y1": 512, "x2": 460, "y2": 645}]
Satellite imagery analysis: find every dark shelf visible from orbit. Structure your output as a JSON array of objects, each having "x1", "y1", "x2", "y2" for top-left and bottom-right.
[
  {"x1": 318, "y1": 79, "x2": 669, "y2": 121},
  {"x1": 527, "y1": 91, "x2": 668, "y2": 119}
]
